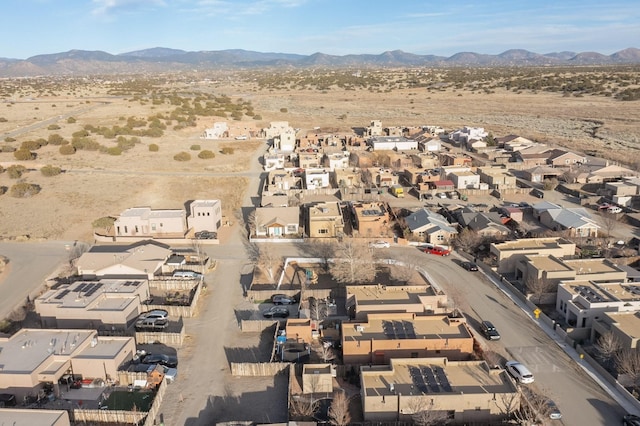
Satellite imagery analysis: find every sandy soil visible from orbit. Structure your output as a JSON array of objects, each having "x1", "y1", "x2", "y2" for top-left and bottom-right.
[{"x1": 1, "y1": 77, "x2": 639, "y2": 242}]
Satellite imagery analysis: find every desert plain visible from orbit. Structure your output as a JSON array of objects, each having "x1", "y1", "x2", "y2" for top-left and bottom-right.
[{"x1": 0, "y1": 67, "x2": 639, "y2": 242}]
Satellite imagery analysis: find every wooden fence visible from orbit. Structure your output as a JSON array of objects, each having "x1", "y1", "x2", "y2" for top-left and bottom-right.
[
  {"x1": 144, "y1": 377, "x2": 168, "y2": 426},
  {"x1": 72, "y1": 408, "x2": 146, "y2": 424},
  {"x1": 135, "y1": 317, "x2": 186, "y2": 346},
  {"x1": 230, "y1": 362, "x2": 290, "y2": 376},
  {"x1": 240, "y1": 319, "x2": 280, "y2": 332}
]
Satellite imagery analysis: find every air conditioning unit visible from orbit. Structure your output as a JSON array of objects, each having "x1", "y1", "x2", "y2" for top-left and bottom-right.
[{"x1": 355, "y1": 325, "x2": 365, "y2": 332}]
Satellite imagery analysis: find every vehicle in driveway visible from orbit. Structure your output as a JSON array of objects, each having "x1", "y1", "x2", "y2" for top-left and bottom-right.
[
  {"x1": 461, "y1": 261, "x2": 478, "y2": 271},
  {"x1": 194, "y1": 230, "x2": 216, "y2": 239},
  {"x1": 505, "y1": 360, "x2": 534, "y2": 384},
  {"x1": 135, "y1": 317, "x2": 168, "y2": 331},
  {"x1": 263, "y1": 306, "x2": 290, "y2": 318},
  {"x1": 271, "y1": 294, "x2": 296, "y2": 305},
  {"x1": 142, "y1": 353, "x2": 178, "y2": 368},
  {"x1": 369, "y1": 240, "x2": 390, "y2": 249},
  {"x1": 172, "y1": 270, "x2": 202, "y2": 279},
  {"x1": 138, "y1": 309, "x2": 169, "y2": 320},
  {"x1": 530, "y1": 188, "x2": 544, "y2": 198},
  {"x1": 479, "y1": 321, "x2": 500, "y2": 340}
]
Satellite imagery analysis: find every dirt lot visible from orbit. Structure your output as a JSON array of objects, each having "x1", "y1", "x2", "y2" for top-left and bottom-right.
[{"x1": 0, "y1": 73, "x2": 639, "y2": 243}]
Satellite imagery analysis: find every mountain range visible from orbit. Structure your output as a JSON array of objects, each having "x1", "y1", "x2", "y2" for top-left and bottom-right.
[{"x1": 1, "y1": 47, "x2": 639, "y2": 77}]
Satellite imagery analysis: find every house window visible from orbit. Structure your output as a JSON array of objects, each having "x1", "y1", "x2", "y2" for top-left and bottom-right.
[
  {"x1": 318, "y1": 229, "x2": 328, "y2": 234},
  {"x1": 124, "y1": 226, "x2": 128, "y2": 234},
  {"x1": 135, "y1": 226, "x2": 139, "y2": 233},
  {"x1": 151, "y1": 224, "x2": 156, "y2": 231},
  {"x1": 207, "y1": 212, "x2": 210, "y2": 216},
  {"x1": 436, "y1": 235, "x2": 444, "y2": 241},
  {"x1": 287, "y1": 225, "x2": 297, "y2": 233},
  {"x1": 435, "y1": 350, "x2": 441, "y2": 354},
  {"x1": 160, "y1": 223, "x2": 163, "y2": 227}
]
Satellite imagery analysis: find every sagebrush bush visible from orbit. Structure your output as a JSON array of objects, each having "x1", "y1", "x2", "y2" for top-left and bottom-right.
[
  {"x1": 198, "y1": 150, "x2": 215, "y2": 159},
  {"x1": 13, "y1": 149, "x2": 36, "y2": 161},
  {"x1": 40, "y1": 165, "x2": 62, "y2": 177},
  {"x1": 20, "y1": 140, "x2": 47, "y2": 150},
  {"x1": 59, "y1": 145, "x2": 76, "y2": 155},
  {"x1": 7, "y1": 165, "x2": 26, "y2": 179},
  {"x1": 48, "y1": 134, "x2": 65, "y2": 145},
  {"x1": 173, "y1": 151, "x2": 191, "y2": 161},
  {"x1": 148, "y1": 144, "x2": 159, "y2": 152},
  {"x1": 221, "y1": 147, "x2": 234, "y2": 155},
  {"x1": 67, "y1": 117, "x2": 76, "y2": 124},
  {"x1": 4, "y1": 137, "x2": 16, "y2": 142},
  {"x1": 190, "y1": 144, "x2": 201, "y2": 151},
  {"x1": 10, "y1": 182, "x2": 41, "y2": 198},
  {"x1": 0, "y1": 145, "x2": 16, "y2": 153},
  {"x1": 106, "y1": 147, "x2": 122, "y2": 156}
]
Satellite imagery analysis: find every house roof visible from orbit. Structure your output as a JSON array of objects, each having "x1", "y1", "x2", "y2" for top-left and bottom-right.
[
  {"x1": 406, "y1": 208, "x2": 457, "y2": 234},
  {"x1": 458, "y1": 211, "x2": 510, "y2": 234},
  {"x1": 76, "y1": 241, "x2": 171, "y2": 277},
  {"x1": 540, "y1": 205, "x2": 600, "y2": 230},
  {"x1": 255, "y1": 206, "x2": 299, "y2": 226}
]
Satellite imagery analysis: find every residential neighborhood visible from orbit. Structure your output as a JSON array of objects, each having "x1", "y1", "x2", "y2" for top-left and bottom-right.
[{"x1": 3, "y1": 116, "x2": 640, "y2": 426}]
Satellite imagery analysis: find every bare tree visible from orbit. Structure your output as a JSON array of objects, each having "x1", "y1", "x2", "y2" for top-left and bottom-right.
[
  {"x1": 246, "y1": 210, "x2": 257, "y2": 237},
  {"x1": 289, "y1": 395, "x2": 317, "y2": 420},
  {"x1": 524, "y1": 274, "x2": 556, "y2": 304},
  {"x1": 595, "y1": 331, "x2": 621, "y2": 370},
  {"x1": 599, "y1": 210, "x2": 619, "y2": 247},
  {"x1": 495, "y1": 391, "x2": 521, "y2": 421},
  {"x1": 310, "y1": 298, "x2": 328, "y2": 321},
  {"x1": 514, "y1": 387, "x2": 556, "y2": 426},
  {"x1": 454, "y1": 228, "x2": 482, "y2": 253},
  {"x1": 328, "y1": 238, "x2": 377, "y2": 285},
  {"x1": 482, "y1": 350, "x2": 503, "y2": 368},
  {"x1": 328, "y1": 391, "x2": 351, "y2": 426},
  {"x1": 320, "y1": 345, "x2": 336, "y2": 363},
  {"x1": 305, "y1": 239, "x2": 336, "y2": 271},
  {"x1": 390, "y1": 263, "x2": 415, "y2": 284},
  {"x1": 256, "y1": 244, "x2": 282, "y2": 283},
  {"x1": 615, "y1": 349, "x2": 640, "y2": 391},
  {"x1": 405, "y1": 397, "x2": 449, "y2": 426}
]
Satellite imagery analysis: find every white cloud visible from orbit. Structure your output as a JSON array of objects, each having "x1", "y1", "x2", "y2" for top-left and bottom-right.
[{"x1": 91, "y1": 0, "x2": 166, "y2": 17}]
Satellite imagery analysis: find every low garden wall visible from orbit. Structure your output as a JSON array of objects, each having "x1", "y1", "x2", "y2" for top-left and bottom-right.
[{"x1": 230, "y1": 362, "x2": 290, "y2": 376}]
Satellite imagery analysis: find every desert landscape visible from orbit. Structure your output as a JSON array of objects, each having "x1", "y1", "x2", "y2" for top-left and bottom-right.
[{"x1": 0, "y1": 67, "x2": 639, "y2": 242}]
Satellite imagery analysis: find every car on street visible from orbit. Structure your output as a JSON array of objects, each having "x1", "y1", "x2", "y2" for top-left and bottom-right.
[
  {"x1": 479, "y1": 321, "x2": 501, "y2": 340},
  {"x1": 271, "y1": 294, "x2": 296, "y2": 305},
  {"x1": 194, "y1": 230, "x2": 216, "y2": 239},
  {"x1": 461, "y1": 261, "x2": 478, "y2": 271},
  {"x1": 142, "y1": 353, "x2": 178, "y2": 368},
  {"x1": 546, "y1": 399, "x2": 562, "y2": 420},
  {"x1": 505, "y1": 360, "x2": 534, "y2": 384},
  {"x1": 369, "y1": 240, "x2": 391, "y2": 249},
  {"x1": 263, "y1": 306, "x2": 290, "y2": 318},
  {"x1": 624, "y1": 414, "x2": 640, "y2": 426},
  {"x1": 419, "y1": 245, "x2": 451, "y2": 256}
]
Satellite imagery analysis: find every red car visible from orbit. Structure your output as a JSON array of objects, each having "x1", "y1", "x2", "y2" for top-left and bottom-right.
[{"x1": 420, "y1": 245, "x2": 451, "y2": 256}]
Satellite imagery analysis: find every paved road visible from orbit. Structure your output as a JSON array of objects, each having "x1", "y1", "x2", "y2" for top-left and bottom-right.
[{"x1": 0, "y1": 241, "x2": 77, "y2": 321}]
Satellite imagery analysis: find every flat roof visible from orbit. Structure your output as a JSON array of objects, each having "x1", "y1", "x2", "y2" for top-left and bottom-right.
[
  {"x1": 343, "y1": 315, "x2": 471, "y2": 342},
  {"x1": 526, "y1": 255, "x2": 573, "y2": 272},
  {"x1": 0, "y1": 329, "x2": 95, "y2": 373},
  {"x1": 0, "y1": 409, "x2": 69, "y2": 425},
  {"x1": 361, "y1": 358, "x2": 514, "y2": 397},
  {"x1": 493, "y1": 237, "x2": 573, "y2": 251},
  {"x1": 562, "y1": 258, "x2": 622, "y2": 274},
  {"x1": 75, "y1": 336, "x2": 132, "y2": 359},
  {"x1": 309, "y1": 202, "x2": 341, "y2": 217},
  {"x1": 38, "y1": 279, "x2": 144, "y2": 310},
  {"x1": 347, "y1": 285, "x2": 437, "y2": 306},
  {"x1": 603, "y1": 311, "x2": 640, "y2": 339}
]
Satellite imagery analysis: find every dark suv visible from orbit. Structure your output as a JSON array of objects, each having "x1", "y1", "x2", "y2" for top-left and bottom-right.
[
  {"x1": 271, "y1": 294, "x2": 296, "y2": 305},
  {"x1": 480, "y1": 321, "x2": 501, "y2": 340}
]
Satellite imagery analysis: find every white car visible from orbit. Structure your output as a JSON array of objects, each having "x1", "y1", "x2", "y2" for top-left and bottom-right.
[
  {"x1": 369, "y1": 241, "x2": 391, "y2": 249},
  {"x1": 505, "y1": 360, "x2": 534, "y2": 384}
]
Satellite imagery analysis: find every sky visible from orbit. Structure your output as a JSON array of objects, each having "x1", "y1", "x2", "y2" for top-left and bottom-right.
[{"x1": 2, "y1": 0, "x2": 638, "y2": 59}]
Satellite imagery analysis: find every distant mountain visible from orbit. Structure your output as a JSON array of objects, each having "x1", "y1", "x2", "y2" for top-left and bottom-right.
[{"x1": 0, "y1": 47, "x2": 637, "y2": 77}]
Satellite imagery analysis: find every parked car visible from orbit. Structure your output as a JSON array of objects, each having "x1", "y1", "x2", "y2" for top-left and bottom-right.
[
  {"x1": 142, "y1": 353, "x2": 178, "y2": 368},
  {"x1": 369, "y1": 240, "x2": 390, "y2": 249},
  {"x1": 546, "y1": 399, "x2": 562, "y2": 420},
  {"x1": 271, "y1": 294, "x2": 296, "y2": 305},
  {"x1": 419, "y1": 245, "x2": 451, "y2": 256},
  {"x1": 624, "y1": 414, "x2": 640, "y2": 426},
  {"x1": 530, "y1": 188, "x2": 544, "y2": 199},
  {"x1": 461, "y1": 261, "x2": 478, "y2": 271},
  {"x1": 436, "y1": 192, "x2": 448, "y2": 199},
  {"x1": 135, "y1": 317, "x2": 168, "y2": 331},
  {"x1": 479, "y1": 321, "x2": 501, "y2": 340},
  {"x1": 172, "y1": 270, "x2": 202, "y2": 279},
  {"x1": 505, "y1": 360, "x2": 534, "y2": 384},
  {"x1": 139, "y1": 309, "x2": 168, "y2": 320},
  {"x1": 162, "y1": 366, "x2": 178, "y2": 383},
  {"x1": 263, "y1": 306, "x2": 290, "y2": 318},
  {"x1": 0, "y1": 393, "x2": 17, "y2": 407},
  {"x1": 194, "y1": 230, "x2": 216, "y2": 239}
]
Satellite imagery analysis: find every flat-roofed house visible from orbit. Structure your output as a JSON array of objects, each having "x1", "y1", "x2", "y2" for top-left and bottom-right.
[
  {"x1": 352, "y1": 202, "x2": 390, "y2": 237},
  {"x1": 0, "y1": 329, "x2": 135, "y2": 401},
  {"x1": 0, "y1": 409, "x2": 70, "y2": 426},
  {"x1": 187, "y1": 200, "x2": 222, "y2": 233},
  {"x1": 341, "y1": 313, "x2": 473, "y2": 365},
  {"x1": 368, "y1": 136, "x2": 418, "y2": 152},
  {"x1": 35, "y1": 278, "x2": 150, "y2": 329},
  {"x1": 304, "y1": 169, "x2": 331, "y2": 189},
  {"x1": 306, "y1": 202, "x2": 344, "y2": 238},
  {"x1": 202, "y1": 121, "x2": 228, "y2": 139},
  {"x1": 490, "y1": 237, "x2": 576, "y2": 274},
  {"x1": 360, "y1": 357, "x2": 519, "y2": 423},
  {"x1": 114, "y1": 207, "x2": 187, "y2": 239},
  {"x1": 302, "y1": 364, "x2": 334, "y2": 394},
  {"x1": 76, "y1": 241, "x2": 172, "y2": 279},
  {"x1": 592, "y1": 311, "x2": 640, "y2": 351},
  {"x1": 346, "y1": 285, "x2": 449, "y2": 320}
]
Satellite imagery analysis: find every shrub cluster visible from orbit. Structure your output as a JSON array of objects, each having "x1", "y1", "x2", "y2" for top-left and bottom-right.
[
  {"x1": 173, "y1": 151, "x2": 191, "y2": 161},
  {"x1": 13, "y1": 149, "x2": 36, "y2": 161},
  {"x1": 198, "y1": 150, "x2": 215, "y2": 159},
  {"x1": 40, "y1": 165, "x2": 62, "y2": 177},
  {"x1": 10, "y1": 182, "x2": 41, "y2": 198},
  {"x1": 221, "y1": 147, "x2": 235, "y2": 155}
]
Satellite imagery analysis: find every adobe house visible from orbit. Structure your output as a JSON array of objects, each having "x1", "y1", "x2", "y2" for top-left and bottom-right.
[{"x1": 302, "y1": 364, "x2": 335, "y2": 394}]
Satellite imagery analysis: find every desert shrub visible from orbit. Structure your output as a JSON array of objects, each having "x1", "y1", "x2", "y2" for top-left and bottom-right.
[
  {"x1": 10, "y1": 182, "x2": 41, "y2": 198},
  {"x1": 47, "y1": 124, "x2": 60, "y2": 130},
  {"x1": 280, "y1": 108, "x2": 288, "y2": 113},
  {"x1": 4, "y1": 137, "x2": 16, "y2": 142},
  {"x1": 67, "y1": 117, "x2": 76, "y2": 124},
  {"x1": 0, "y1": 117, "x2": 7, "y2": 122},
  {"x1": 14, "y1": 149, "x2": 36, "y2": 161},
  {"x1": 105, "y1": 147, "x2": 122, "y2": 155},
  {"x1": 148, "y1": 144, "x2": 159, "y2": 152},
  {"x1": 40, "y1": 165, "x2": 62, "y2": 177},
  {"x1": 72, "y1": 137, "x2": 101, "y2": 151},
  {"x1": 7, "y1": 165, "x2": 26, "y2": 179},
  {"x1": 116, "y1": 136, "x2": 137, "y2": 151},
  {"x1": 72, "y1": 129, "x2": 90, "y2": 138},
  {"x1": 48, "y1": 134, "x2": 65, "y2": 145},
  {"x1": 59, "y1": 145, "x2": 76, "y2": 155},
  {"x1": 198, "y1": 150, "x2": 215, "y2": 159},
  {"x1": 92, "y1": 216, "x2": 116, "y2": 229},
  {"x1": 0, "y1": 145, "x2": 16, "y2": 152},
  {"x1": 20, "y1": 139, "x2": 47, "y2": 150},
  {"x1": 173, "y1": 151, "x2": 191, "y2": 161},
  {"x1": 190, "y1": 144, "x2": 201, "y2": 151},
  {"x1": 0, "y1": 186, "x2": 6, "y2": 196},
  {"x1": 253, "y1": 114, "x2": 262, "y2": 120},
  {"x1": 221, "y1": 147, "x2": 234, "y2": 155}
]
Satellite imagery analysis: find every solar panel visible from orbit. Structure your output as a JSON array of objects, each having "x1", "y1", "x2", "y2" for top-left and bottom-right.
[
  {"x1": 403, "y1": 321, "x2": 416, "y2": 339},
  {"x1": 421, "y1": 366, "x2": 440, "y2": 392},
  {"x1": 74, "y1": 283, "x2": 87, "y2": 292},
  {"x1": 55, "y1": 289, "x2": 70, "y2": 300},
  {"x1": 82, "y1": 283, "x2": 95, "y2": 294}
]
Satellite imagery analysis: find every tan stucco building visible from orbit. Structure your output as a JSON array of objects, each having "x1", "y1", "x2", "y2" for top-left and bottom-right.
[
  {"x1": 0, "y1": 409, "x2": 70, "y2": 426},
  {"x1": 490, "y1": 237, "x2": 576, "y2": 274},
  {"x1": 360, "y1": 357, "x2": 519, "y2": 423},
  {"x1": 346, "y1": 284, "x2": 449, "y2": 320},
  {"x1": 342, "y1": 313, "x2": 473, "y2": 365},
  {"x1": 351, "y1": 202, "x2": 390, "y2": 237},
  {"x1": 305, "y1": 202, "x2": 345, "y2": 238}
]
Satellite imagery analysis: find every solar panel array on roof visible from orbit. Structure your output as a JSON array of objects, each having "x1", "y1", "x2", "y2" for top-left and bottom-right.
[
  {"x1": 74, "y1": 283, "x2": 87, "y2": 292},
  {"x1": 84, "y1": 283, "x2": 103, "y2": 297},
  {"x1": 124, "y1": 280, "x2": 141, "y2": 287},
  {"x1": 408, "y1": 365, "x2": 453, "y2": 394},
  {"x1": 55, "y1": 289, "x2": 71, "y2": 300},
  {"x1": 382, "y1": 320, "x2": 416, "y2": 339}
]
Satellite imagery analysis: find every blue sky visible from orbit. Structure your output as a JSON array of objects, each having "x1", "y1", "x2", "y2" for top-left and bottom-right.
[{"x1": 2, "y1": 0, "x2": 638, "y2": 59}]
